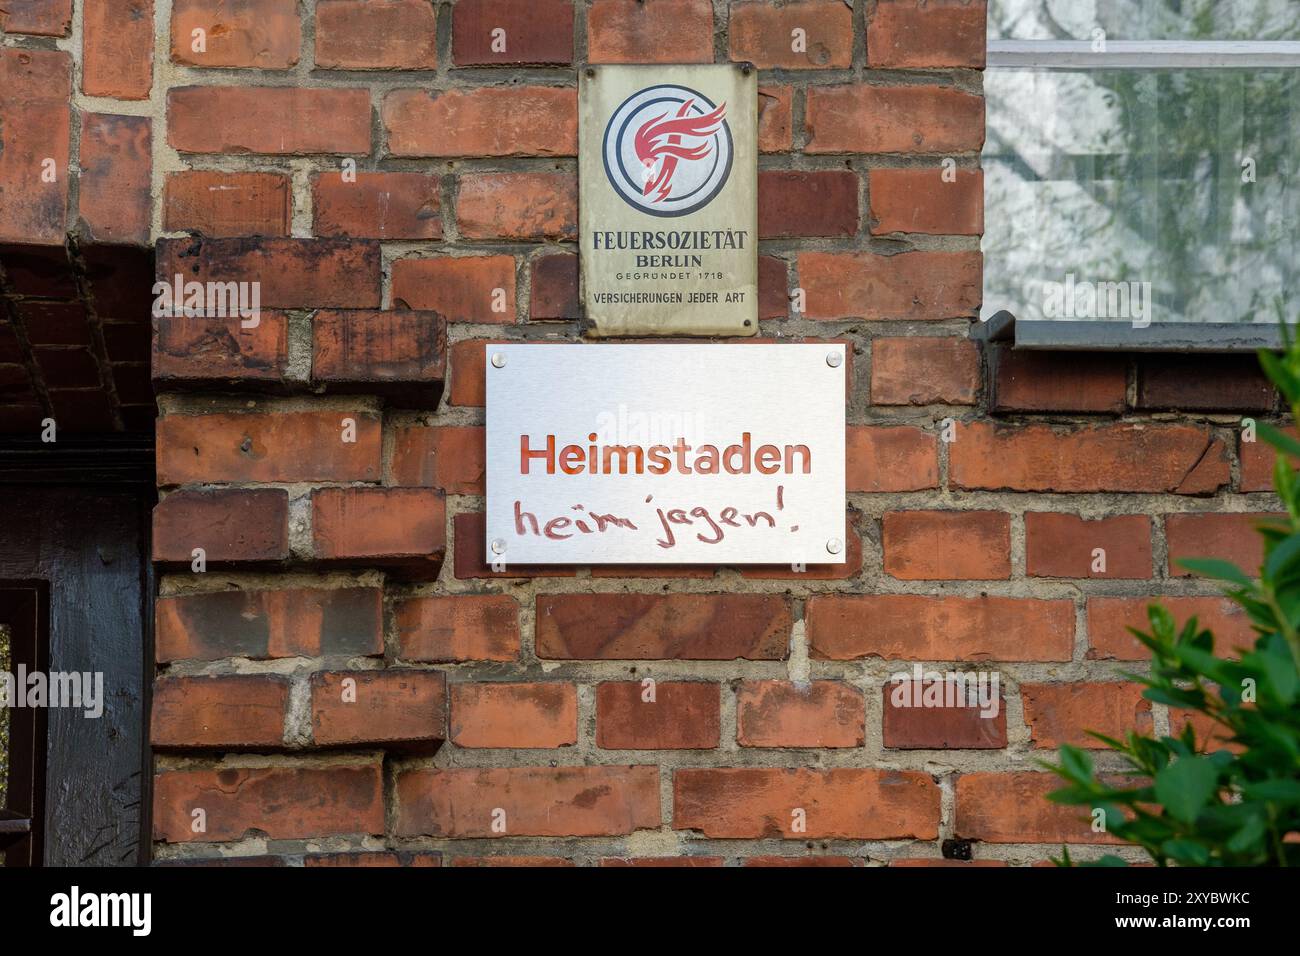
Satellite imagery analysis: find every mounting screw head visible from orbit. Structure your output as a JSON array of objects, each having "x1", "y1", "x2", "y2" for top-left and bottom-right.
[
  {"x1": 491, "y1": 539, "x2": 506, "y2": 554},
  {"x1": 826, "y1": 351, "x2": 843, "y2": 368},
  {"x1": 826, "y1": 538, "x2": 843, "y2": 555},
  {"x1": 491, "y1": 352, "x2": 507, "y2": 368}
]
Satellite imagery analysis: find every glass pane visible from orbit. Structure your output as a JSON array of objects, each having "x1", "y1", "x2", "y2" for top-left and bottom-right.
[
  {"x1": 990, "y1": 0, "x2": 1300, "y2": 41},
  {"x1": 982, "y1": 67, "x2": 1299, "y2": 325}
]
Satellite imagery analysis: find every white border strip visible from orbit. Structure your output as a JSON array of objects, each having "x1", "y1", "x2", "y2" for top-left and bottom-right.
[{"x1": 988, "y1": 39, "x2": 1300, "y2": 68}]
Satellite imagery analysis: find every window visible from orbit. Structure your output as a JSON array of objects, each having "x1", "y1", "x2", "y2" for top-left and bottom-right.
[{"x1": 981, "y1": 0, "x2": 1300, "y2": 349}]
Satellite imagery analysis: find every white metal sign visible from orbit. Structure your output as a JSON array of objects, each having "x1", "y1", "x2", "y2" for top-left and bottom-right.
[
  {"x1": 579, "y1": 64, "x2": 758, "y2": 337},
  {"x1": 485, "y1": 344, "x2": 845, "y2": 565}
]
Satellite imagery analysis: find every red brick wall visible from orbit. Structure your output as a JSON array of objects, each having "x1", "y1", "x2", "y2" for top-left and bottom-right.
[{"x1": 0, "y1": 0, "x2": 1279, "y2": 866}]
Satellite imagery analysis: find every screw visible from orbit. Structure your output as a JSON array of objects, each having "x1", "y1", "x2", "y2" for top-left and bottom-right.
[
  {"x1": 826, "y1": 538, "x2": 843, "y2": 555},
  {"x1": 826, "y1": 351, "x2": 842, "y2": 368},
  {"x1": 585, "y1": 67, "x2": 595, "y2": 78},
  {"x1": 491, "y1": 352, "x2": 506, "y2": 368},
  {"x1": 491, "y1": 539, "x2": 506, "y2": 554}
]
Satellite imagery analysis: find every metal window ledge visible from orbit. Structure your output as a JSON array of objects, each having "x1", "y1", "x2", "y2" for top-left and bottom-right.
[{"x1": 973, "y1": 311, "x2": 1284, "y2": 352}]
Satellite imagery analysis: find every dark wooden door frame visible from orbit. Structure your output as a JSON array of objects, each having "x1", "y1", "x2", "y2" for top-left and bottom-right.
[
  {"x1": 0, "y1": 435, "x2": 154, "y2": 865},
  {"x1": 0, "y1": 582, "x2": 49, "y2": 866}
]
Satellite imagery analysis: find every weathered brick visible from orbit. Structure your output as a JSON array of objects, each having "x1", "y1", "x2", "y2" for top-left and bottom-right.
[
  {"x1": 806, "y1": 85, "x2": 984, "y2": 154},
  {"x1": 395, "y1": 766, "x2": 660, "y2": 836},
  {"x1": 883, "y1": 511, "x2": 1011, "y2": 580},
  {"x1": 956, "y1": 772, "x2": 1121, "y2": 844},
  {"x1": 758, "y1": 170, "x2": 859, "y2": 238},
  {"x1": 151, "y1": 675, "x2": 289, "y2": 749},
  {"x1": 153, "y1": 489, "x2": 289, "y2": 565},
  {"x1": 736, "y1": 681, "x2": 864, "y2": 748},
  {"x1": 384, "y1": 87, "x2": 576, "y2": 157},
  {"x1": 950, "y1": 423, "x2": 1231, "y2": 495},
  {"x1": 453, "y1": 511, "x2": 578, "y2": 578},
  {"x1": 153, "y1": 313, "x2": 290, "y2": 388},
  {"x1": 1021, "y1": 682, "x2": 1153, "y2": 749},
  {"x1": 596, "y1": 681, "x2": 720, "y2": 749},
  {"x1": 156, "y1": 410, "x2": 382, "y2": 485},
  {"x1": 1025, "y1": 513, "x2": 1152, "y2": 579},
  {"x1": 391, "y1": 424, "x2": 484, "y2": 493},
  {"x1": 603, "y1": 856, "x2": 724, "y2": 867},
  {"x1": 453, "y1": 0, "x2": 574, "y2": 65},
  {"x1": 311, "y1": 670, "x2": 447, "y2": 750},
  {"x1": 729, "y1": 0, "x2": 852, "y2": 69},
  {"x1": 882, "y1": 681, "x2": 1007, "y2": 749},
  {"x1": 395, "y1": 594, "x2": 519, "y2": 662},
  {"x1": 304, "y1": 851, "x2": 441, "y2": 867},
  {"x1": 587, "y1": 0, "x2": 713, "y2": 63},
  {"x1": 846, "y1": 425, "x2": 939, "y2": 492},
  {"x1": 164, "y1": 171, "x2": 291, "y2": 237},
  {"x1": 807, "y1": 594, "x2": 1074, "y2": 661},
  {"x1": 390, "y1": 256, "x2": 516, "y2": 323},
  {"x1": 77, "y1": 113, "x2": 151, "y2": 244},
  {"x1": 456, "y1": 172, "x2": 577, "y2": 240},
  {"x1": 171, "y1": 0, "x2": 300, "y2": 68},
  {"x1": 311, "y1": 310, "x2": 447, "y2": 406},
  {"x1": 315, "y1": 0, "x2": 437, "y2": 69},
  {"x1": 0, "y1": 49, "x2": 71, "y2": 244},
  {"x1": 169, "y1": 87, "x2": 371, "y2": 154},
  {"x1": 799, "y1": 251, "x2": 982, "y2": 320},
  {"x1": 1, "y1": 0, "x2": 72, "y2": 35},
  {"x1": 989, "y1": 346, "x2": 1128, "y2": 414},
  {"x1": 529, "y1": 253, "x2": 580, "y2": 320},
  {"x1": 744, "y1": 856, "x2": 857, "y2": 867},
  {"x1": 83, "y1": 0, "x2": 153, "y2": 99},
  {"x1": 312, "y1": 487, "x2": 446, "y2": 577},
  {"x1": 1241, "y1": 426, "x2": 1296, "y2": 492},
  {"x1": 536, "y1": 593, "x2": 791, "y2": 660},
  {"x1": 674, "y1": 769, "x2": 939, "y2": 839},
  {"x1": 1136, "y1": 354, "x2": 1277, "y2": 412},
  {"x1": 758, "y1": 85, "x2": 793, "y2": 152},
  {"x1": 313, "y1": 172, "x2": 441, "y2": 240},
  {"x1": 1165, "y1": 512, "x2": 1277, "y2": 576},
  {"x1": 1086, "y1": 596, "x2": 1255, "y2": 661},
  {"x1": 154, "y1": 762, "x2": 384, "y2": 842},
  {"x1": 870, "y1": 336, "x2": 979, "y2": 405},
  {"x1": 450, "y1": 682, "x2": 577, "y2": 748},
  {"x1": 869, "y1": 168, "x2": 982, "y2": 235},
  {"x1": 868, "y1": 0, "x2": 987, "y2": 68},
  {"x1": 155, "y1": 587, "x2": 384, "y2": 662}
]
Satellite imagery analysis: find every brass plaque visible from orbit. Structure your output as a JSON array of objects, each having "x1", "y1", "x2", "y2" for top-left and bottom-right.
[{"x1": 579, "y1": 64, "x2": 758, "y2": 337}]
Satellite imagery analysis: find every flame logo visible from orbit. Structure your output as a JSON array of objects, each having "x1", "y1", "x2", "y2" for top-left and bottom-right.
[{"x1": 633, "y1": 99, "x2": 727, "y2": 204}]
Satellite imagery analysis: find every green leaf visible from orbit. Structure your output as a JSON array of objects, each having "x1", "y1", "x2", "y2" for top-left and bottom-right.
[
  {"x1": 1258, "y1": 422, "x2": 1300, "y2": 459},
  {"x1": 1154, "y1": 756, "x2": 1219, "y2": 824},
  {"x1": 1176, "y1": 558, "x2": 1255, "y2": 587}
]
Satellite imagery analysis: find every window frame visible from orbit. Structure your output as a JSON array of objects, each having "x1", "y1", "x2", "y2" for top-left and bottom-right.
[{"x1": 0, "y1": 582, "x2": 49, "y2": 868}]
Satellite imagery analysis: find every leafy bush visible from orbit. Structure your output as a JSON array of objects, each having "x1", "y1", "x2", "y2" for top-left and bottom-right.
[{"x1": 1048, "y1": 331, "x2": 1300, "y2": 866}]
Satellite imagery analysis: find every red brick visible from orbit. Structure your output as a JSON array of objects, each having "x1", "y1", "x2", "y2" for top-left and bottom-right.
[
  {"x1": 889, "y1": 858, "x2": 1008, "y2": 867},
  {"x1": 156, "y1": 410, "x2": 382, "y2": 485},
  {"x1": 950, "y1": 422, "x2": 1231, "y2": 495},
  {"x1": 168, "y1": 87, "x2": 371, "y2": 154},
  {"x1": 807, "y1": 594, "x2": 1074, "y2": 661},
  {"x1": 1086, "y1": 596, "x2": 1255, "y2": 661},
  {"x1": 729, "y1": 0, "x2": 852, "y2": 69},
  {"x1": 312, "y1": 487, "x2": 446, "y2": 577},
  {"x1": 0, "y1": 49, "x2": 71, "y2": 244},
  {"x1": 882, "y1": 680, "x2": 1007, "y2": 749},
  {"x1": 36, "y1": 348, "x2": 100, "y2": 388},
  {"x1": 869, "y1": 168, "x2": 982, "y2": 235},
  {"x1": 587, "y1": 0, "x2": 712, "y2": 63},
  {"x1": 736, "y1": 681, "x2": 864, "y2": 748},
  {"x1": 530, "y1": 253, "x2": 580, "y2": 320},
  {"x1": 759, "y1": 255, "x2": 788, "y2": 318},
  {"x1": 395, "y1": 766, "x2": 660, "y2": 837},
  {"x1": 674, "y1": 769, "x2": 939, "y2": 839},
  {"x1": 453, "y1": 0, "x2": 574, "y2": 65},
  {"x1": 846, "y1": 424, "x2": 939, "y2": 492},
  {"x1": 153, "y1": 489, "x2": 289, "y2": 564},
  {"x1": 799, "y1": 251, "x2": 981, "y2": 320},
  {"x1": 164, "y1": 171, "x2": 291, "y2": 237},
  {"x1": 449, "y1": 338, "x2": 495, "y2": 405},
  {"x1": 311, "y1": 670, "x2": 447, "y2": 750},
  {"x1": 1025, "y1": 513, "x2": 1152, "y2": 579},
  {"x1": 304, "y1": 851, "x2": 441, "y2": 867},
  {"x1": 395, "y1": 593, "x2": 519, "y2": 662},
  {"x1": 453, "y1": 511, "x2": 579, "y2": 579},
  {"x1": 871, "y1": 336, "x2": 978, "y2": 405},
  {"x1": 155, "y1": 237, "x2": 381, "y2": 309},
  {"x1": 383, "y1": 87, "x2": 576, "y2": 157},
  {"x1": 312, "y1": 172, "x2": 441, "y2": 240},
  {"x1": 153, "y1": 313, "x2": 289, "y2": 388},
  {"x1": 1241, "y1": 426, "x2": 1296, "y2": 491},
  {"x1": 391, "y1": 424, "x2": 484, "y2": 493},
  {"x1": 536, "y1": 593, "x2": 791, "y2": 660},
  {"x1": 450, "y1": 682, "x2": 577, "y2": 748},
  {"x1": 17, "y1": 302, "x2": 87, "y2": 346},
  {"x1": 314, "y1": 0, "x2": 437, "y2": 69},
  {"x1": 0, "y1": 0, "x2": 72, "y2": 35},
  {"x1": 154, "y1": 762, "x2": 383, "y2": 842},
  {"x1": 758, "y1": 170, "x2": 859, "y2": 238},
  {"x1": 311, "y1": 310, "x2": 446, "y2": 405},
  {"x1": 155, "y1": 586, "x2": 384, "y2": 662},
  {"x1": 758, "y1": 85, "x2": 793, "y2": 152},
  {"x1": 83, "y1": 0, "x2": 153, "y2": 99},
  {"x1": 744, "y1": 856, "x2": 857, "y2": 867},
  {"x1": 1170, "y1": 709, "x2": 1244, "y2": 755},
  {"x1": 596, "y1": 681, "x2": 720, "y2": 749},
  {"x1": 456, "y1": 172, "x2": 577, "y2": 240},
  {"x1": 989, "y1": 346, "x2": 1127, "y2": 414},
  {"x1": 883, "y1": 511, "x2": 1010, "y2": 580},
  {"x1": 1021, "y1": 682, "x2": 1153, "y2": 749},
  {"x1": 956, "y1": 772, "x2": 1121, "y2": 844},
  {"x1": 806, "y1": 85, "x2": 984, "y2": 154},
  {"x1": 1165, "y1": 512, "x2": 1276, "y2": 577},
  {"x1": 151, "y1": 675, "x2": 289, "y2": 749},
  {"x1": 171, "y1": 0, "x2": 300, "y2": 68},
  {"x1": 450, "y1": 855, "x2": 573, "y2": 866},
  {"x1": 602, "y1": 857, "x2": 724, "y2": 867},
  {"x1": 868, "y1": 0, "x2": 987, "y2": 68},
  {"x1": 390, "y1": 256, "x2": 517, "y2": 323},
  {"x1": 1136, "y1": 354, "x2": 1276, "y2": 412},
  {"x1": 77, "y1": 113, "x2": 151, "y2": 244},
  {"x1": 738, "y1": 512, "x2": 863, "y2": 581}
]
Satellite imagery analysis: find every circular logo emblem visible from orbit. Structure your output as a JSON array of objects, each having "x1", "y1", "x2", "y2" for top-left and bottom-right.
[{"x1": 602, "y1": 84, "x2": 733, "y2": 218}]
